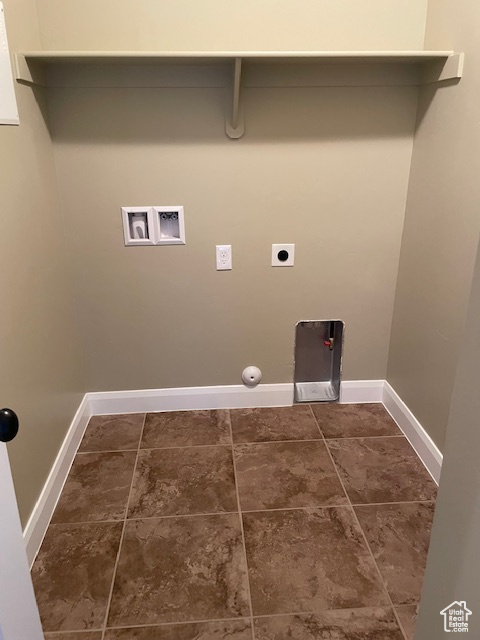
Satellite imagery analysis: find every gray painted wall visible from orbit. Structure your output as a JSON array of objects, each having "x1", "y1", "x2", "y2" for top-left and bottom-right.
[
  {"x1": 387, "y1": 0, "x2": 480, "y2": 451},
  {"x1": 0, "y1": 0, "x2": 84, "y2": 525},
  {"x1": 415, "y1": 235, "x2": 480, "y2": 638}
]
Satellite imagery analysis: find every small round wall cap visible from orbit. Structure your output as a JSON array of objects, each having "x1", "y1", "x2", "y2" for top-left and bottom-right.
[{"x1": 242, "y1": 366, "x2": 262, "y2": 387}]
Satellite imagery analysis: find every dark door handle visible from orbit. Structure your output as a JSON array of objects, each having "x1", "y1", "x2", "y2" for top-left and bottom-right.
[{"x1": 0, "y1": 408, "x2": 19, "y2": 443}]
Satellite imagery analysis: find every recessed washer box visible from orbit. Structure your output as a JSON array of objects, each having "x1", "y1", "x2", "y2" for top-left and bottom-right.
[
  {"x1": 121, "y1": 207, "x2": 156, "y2": 246},
  {"x1": 153, "y1": 206, "x2": 185, "y2": 245},
  {"x1": 121, "y1": 206, "x2": 186, "y2": 246}
]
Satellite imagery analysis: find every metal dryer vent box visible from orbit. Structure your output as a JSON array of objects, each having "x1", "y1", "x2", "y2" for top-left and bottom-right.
[{"x1": 294, "y1": 320, "x2": 344, "y2": 402}]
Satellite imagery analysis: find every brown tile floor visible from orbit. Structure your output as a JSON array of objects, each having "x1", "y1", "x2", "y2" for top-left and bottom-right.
[{"x1": 36, "y1": 404, "x2": 436, "y2": 640}]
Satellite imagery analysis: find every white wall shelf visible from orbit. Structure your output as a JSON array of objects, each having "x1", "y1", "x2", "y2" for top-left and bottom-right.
[
  {"x1": 14, "y1": 50, "x2": 464, "y2": 139},
  {"x1": 14, "y1": 50, "x2": 458, "y2": 65}
]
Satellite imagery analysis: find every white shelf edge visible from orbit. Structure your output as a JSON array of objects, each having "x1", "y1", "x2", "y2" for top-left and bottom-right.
[
  {"x1": 17, "y1": 49, "x2": 455, "y2": 61},
  {"x1": 15, "y1": 50, "x2": 460, "y2": 85}
]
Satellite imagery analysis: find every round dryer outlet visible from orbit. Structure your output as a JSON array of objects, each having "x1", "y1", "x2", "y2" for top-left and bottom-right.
[{"x1": 272, "y1": 244, "x2": 295, "y2": 267}]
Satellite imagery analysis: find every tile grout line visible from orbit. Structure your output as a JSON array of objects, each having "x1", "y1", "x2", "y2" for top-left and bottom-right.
[
  {"x1": 351, "y1": 499, "x2": 436, "y2": 508},
  {"x1": 43, "y1": 604, "x2": 420, "y2": 636},
  {"x1": 307, "y1": 404, "x2": 327, "y2": 440},
  {"x1": 47, "y1": 511, "x2": 240, "y2": 527},
  {"x1": 242, "y1": 504, "x2": 349, "y2": 513},
  {"x1": 100, "y1": 412, "x2": 148, "y2": 640},
  {"x1": 323, "y1": 435, "x2": 405, "y2": 441},
  {"x1": 76, "y1": 448, "x2": 143, "y2": 455},
  {"x1": 46, "y1": 617, "x2": 250, "y2": 635},
  {"x1": 76, "y1": 434, "x2": 407, "y2": 457},
  {"x1": 45, "y1": 498, "x2": 438, "y2": 529},
  {"x1": 103, "y1": 616, "x2": 252, "y2": 632},
  {"x1": 77, "y1": 438, "x2": 326, "y2": 456},
  {"x1": 307, "y1": 405, "x2": 410, "y2": 640},
  {"x1": 251, "y1": 606, "x2": 414, "y2": 620},
  {"x1": 239, "y1": 495, "x2": 427, "y2": 511},
  {"x1": 65, "y1": 511, "x2": 243, "y2": 526},
  {"x1": 133, "y1": 442, "x2": 234, "y2": 452},
  {"x1": 233, "y1": 438, "x2": 322, "y2": 446},
  {"x1": 45, "y1": 632, "x2": 104, "y2": 637},
  {"x1": 228, "y1": 409, "x2": 256, "y2": 640},
  {"x1": 77, "y1": 442, "x2": 234, "y2": 455}
]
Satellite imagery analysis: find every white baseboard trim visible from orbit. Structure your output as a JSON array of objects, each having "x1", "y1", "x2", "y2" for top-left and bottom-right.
[
  {"x1": 383, "y1": 381, "x2": 443, "y2": 484},
  {"x1": 23, "y1": 395, "x2": 92, "y2": 567},
  {"x1": 88, "y1": 383, "x2": 295, "y2": 415},
  {"x1": 89, "y1": 381, "x2": 384, "y2": 415},
  {"x1": 339, "y1": 380, "x2": 384, "y2": 403},
  {"x1": 22, "y1": 378, "x2": 442, "y2": 566}
]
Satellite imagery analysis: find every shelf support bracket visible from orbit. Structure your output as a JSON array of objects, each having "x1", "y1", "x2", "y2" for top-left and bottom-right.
[
  {"x1": 226, "y1": 57, "x2": 244, "y2": 139},
  {"x1": 14, "y1": 53, "x2": 46, "y2": 85},
  {"x1": 422, "y1": 52, "x2": 464, "y2": 84}
]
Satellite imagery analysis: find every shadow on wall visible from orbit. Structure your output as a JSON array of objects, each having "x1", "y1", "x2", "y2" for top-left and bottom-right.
[
  {"x1": 416, "y1": 235, "x2": 480, "y2": 638},
  {"x1": 415, "y1": 78, "x2": 461, "y2": 130},
  {"x1": 46, "y1": 85, "x2": 418, "y2": 144}
]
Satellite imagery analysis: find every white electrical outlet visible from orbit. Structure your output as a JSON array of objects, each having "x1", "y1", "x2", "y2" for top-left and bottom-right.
[{"x1": 216, "y1": 245, "x2": 232, "y2": 270}]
